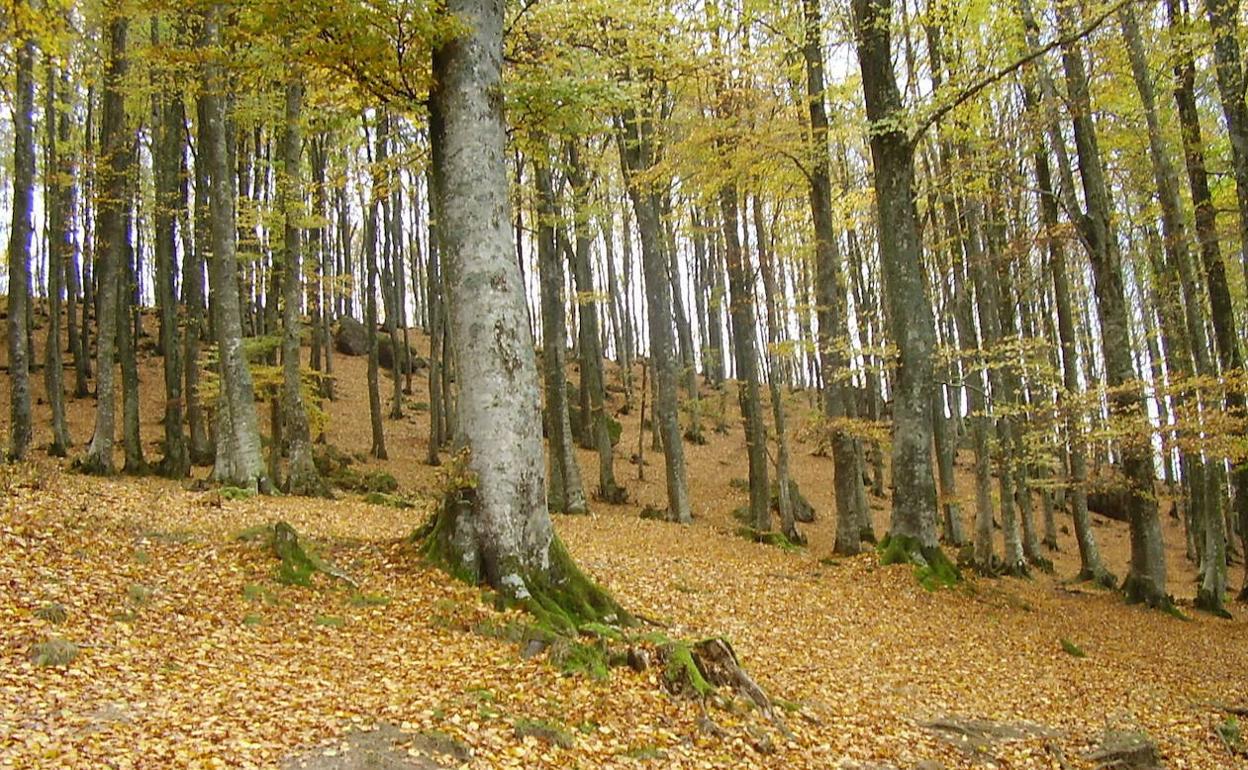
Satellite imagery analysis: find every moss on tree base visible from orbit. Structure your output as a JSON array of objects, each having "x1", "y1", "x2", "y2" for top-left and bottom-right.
[
  {"x1": 878, "y1": 533, "x2": 959, "y2": 589},
  {"x1": 1195, "y1": 588, "x2": 1233, "y2": 619},
  {"x1": 414, "y1": 485, "x2": 632, "y2": 635}
]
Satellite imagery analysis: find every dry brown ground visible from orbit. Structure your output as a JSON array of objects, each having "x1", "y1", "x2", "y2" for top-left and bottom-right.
[{"x1": 2, "y1": 309, "x2": 1247, "y2": 769}]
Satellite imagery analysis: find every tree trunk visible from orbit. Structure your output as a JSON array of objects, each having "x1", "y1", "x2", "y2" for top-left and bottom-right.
[
  {"x1": 719, "y1": 180, "x2": 770, "y2": 533},
  {"x1": 152, "y1": 20, "x2": 188, "y2": 478},
  {"x1": 118, "y1": 190, "x2": 147, "y2": 476},
  {"x1": 203, "y1": 6, "x2": 269, "y2": 492},
  {"x1": 278, "y1": 75, "x2": 324, "y2": 495},
  {"x1": 186, "y1": 88, "x2": 214, "y2": 465},
  {"x1": 852, "y1": 0, "x2": 946, "y2": 566},
  {"x1": 534, "y1": 153, "x2": 587, "y2": 515},
  {"x1": 618, "y1": 105, "x2": 692, "y2": 523},
  {"x1": 1058, "y1": 0, "x2": 1166, "y2": 606},
  {"x1": 43, "y1": 57, "x2": 72, "y2": 457},
  {"x1": 7, "y1": 7, "x2": 35, "y2": 462},
  {"x1": 804, "y1": 0, "x2": 867, "y2": 554},
  {"x1": 364, "y1": 124, "x2": 388, "y2": 461},
  {"x1": 80, "y1": 17, "x2": 129, "y2": 475},
  {"x1": 418, "y1": 0, "x2": 625, "y2": 625},
  {"x1": 568, "y1": 142, "x2": 625, "y2": 503},
  {"x1": 1167, "y1": 0, "x2": 1248, "y2": 603}
]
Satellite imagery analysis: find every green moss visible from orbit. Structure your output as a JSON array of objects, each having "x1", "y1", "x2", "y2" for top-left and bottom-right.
[
  {"x1": 513, "y1": 718, "x2": 575, "y2": 749},
  {"x1": 314, "y1": 614, "x2": 345, "y2": 628},
  {"x1": 624, "y1": 745, "x2": 667, "y2": 760},
  {"x1": 235, "y1": 524, "x2": 273, "y2": 542},
  {"x1": 348, "y1": 591, "x2": 391, "y2": 607},
  {"x1": 579, "y1": 622, "x2": 624, "y2": 642},
  {"x1": 242, "y1": 584, "x2": 265, "y2": 602},
  {"x1": 220, "y1": 486, "x2": 254, "y2": 501},
  {"x1": 663, "y1": 641, "x2": 714, "y2": 698},
  {"x1": 127, "y1": 584, "x2": 154, "y2": 605},
  {"x1": 1059, "y1": 638, "x2": 1086, "y2": 658},
  {"x1": 735, "y1": 526, "x2": 801, "y2": 552},
  {"x1": 1217, "y1": 716, "x2": 1243, "y2": 752},
  {"x1": 363, "y1": 491, "x2": 414, "y2": 509},
  {"x1": 1194, "y1": 588, "x2": 1234, "y2": 619},
  {"x1": 548, "y1": 638, "x2": 610, "y2": 679},
  {"x1": 878, "y1": 533, "x2": 960, "y2": 589},
  {"x1": 242, "y1": 613, "x2": 263, "y2": 626}
]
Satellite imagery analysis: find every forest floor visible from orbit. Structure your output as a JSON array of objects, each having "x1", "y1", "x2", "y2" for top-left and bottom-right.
[{"x1": 3, "y1": 312, "x2": 1248, "y2": 769}]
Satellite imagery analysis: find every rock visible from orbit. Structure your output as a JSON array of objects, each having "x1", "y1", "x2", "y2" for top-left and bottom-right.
[
  {"x1": 520, "y1": 638, "x2": 548, "y2": 660},
  {"x1": 378, "y1": 335, "x2": 426, "y2": 373},
  {"x1": 333, "y1": 316, "x2": 370, "y2": 356},
  {"x1": 1087, "y1": 730, "x2": 1161, "y2": 769}
]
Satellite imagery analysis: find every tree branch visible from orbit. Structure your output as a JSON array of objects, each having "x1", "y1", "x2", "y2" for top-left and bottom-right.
[{"x1": 910, "y1": 0, "x2": 1135, "y2": 140}]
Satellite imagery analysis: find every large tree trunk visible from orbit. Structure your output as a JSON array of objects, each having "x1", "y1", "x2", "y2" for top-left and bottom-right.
[
  {"x1": 7, "y1": 6, "x2": 35, "y2": 462},
  {"x1": 852, "y1": 0, "x2": 947, "y2": 569},
  {"x1": 419, "y1": 0, "x2": 624, "y2": 626},
  {"x1": 279, "y1": 75, "x2": 324, "y2": 496},
  {"x1": 203, "y1": 5, "x2": 269, "y2": 492},
  {"x1": 80, "y1": 17, "x2": 129, "y2": 476}
]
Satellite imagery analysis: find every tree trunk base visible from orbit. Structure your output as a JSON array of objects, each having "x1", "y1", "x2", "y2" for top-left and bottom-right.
[
  {"x1": 879, "y1": 533, "x2": 959, "y2": 588},
  {"x1": 1195, "y1": 588, "x2": 1233, "y2": 619},
  {"x1": 1122, "y1": 573, "x2": 1172, "y2": 610},
  {"x1": 414, "y1": 486, "x2": 630, "y2": 634},
  {"x1": 1075, "y1": 567, "x2": 1118, "y2": 590}
]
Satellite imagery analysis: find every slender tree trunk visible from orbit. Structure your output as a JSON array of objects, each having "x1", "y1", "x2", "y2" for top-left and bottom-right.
[
  {"x1": 425, "y1": 148, "x2": 446, "y2": 465},
  {"x1": 7, "y1": 7, "x2": 35, "y2": 462},
  {"x1": 534, "y1": 153, "x2": 587, "y2": 514},
  {"x1": 1058, "y1": 0, "x2": 1166, "y2": 606},
  {"x1": 618, "y1": 106, "x2": 692, "y2": 523},
  {"x1": 278, "y1": 75, "x2": 323, "y2": 495},
  {"x1": 118, "y1": 190, "x2": 146, "y2": 475},
  {"x1": 44, "y1": 58, "x2": 71, "y2": 456},
  {"x1": 186, "y1": 89, "x2": 214, "y2": 465},
  {"x1": 719, "y1": 180, "x2": 770, "y2": 532},
  {"x1": 568, "y1": 142, "x2": 624, "y2": 503},
  {"x1": 364, "y1": 124, "x2": 388, "y2": 460},
  {"x1": 804, "y1": 0, "x2": 867, "y2": 554},
  {"x1": 80, "y1": 17, "x2": 129, "y2": 475},
  {"x1": 152, "y1": 21, "x2": 188, "y2": 477},
  {"x1": 1167, "y1": 0, "x2": 1248, "y2": 602}
]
